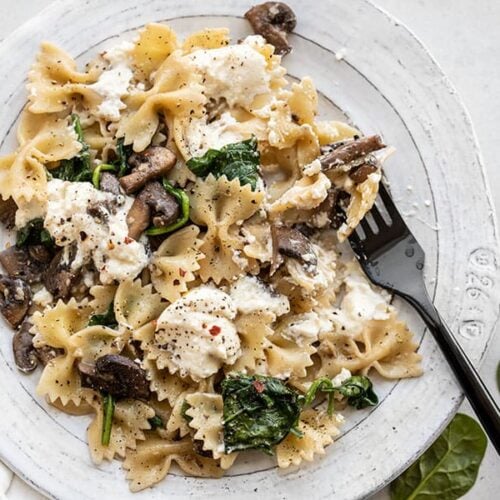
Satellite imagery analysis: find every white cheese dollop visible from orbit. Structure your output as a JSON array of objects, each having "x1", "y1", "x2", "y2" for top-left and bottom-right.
[
  {"x1": 90, "y1": 40, "x2": 134, "y2": 121},
  {"x1": 155, "y1": 286, "x2": 241, "y2": 380},
  {"x1": 186, "y1": 37, "x2": 271, "y2": 109},
  {"x1": 185, "y1": 111, "x2": 246, "y2": 156},
  {"x1": 279, "y1": 312, "x2": 324, "y2": 347},
  {"x1": 44, "y1": 179, "x2": 148, "y2": 284},
  {"x1": 230, "y1": 275, "x2": 290, "y2": 320},
  {"x1": 32, "y1": 286, "x2": 54, "y2": 308}
]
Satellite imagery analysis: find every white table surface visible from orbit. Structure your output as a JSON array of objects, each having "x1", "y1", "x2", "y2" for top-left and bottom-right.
[{"x1": 0, "y1": 1, "x2": 498, "y2": 499}]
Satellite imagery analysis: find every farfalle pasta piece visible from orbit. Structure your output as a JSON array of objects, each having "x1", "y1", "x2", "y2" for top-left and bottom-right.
[
  {"x1": 318, "y1": 313, "x2": 423, "y2": 379},
  {"x1": 150, "y1": 225, "x2": 205, "y2": 303},
  {"x1": 0, "y1": 115, "x2": 81, "y2": 226},
  {"x1": 70, "y1": 325, "x2": 124, "y2": 361},
  {"x1": 124, "y1": 436, "x2": 225, "y2": 492},
  {"x1": 32, "y1": 299, "x2": 92, "y2": 405},
  {"x1": 276, "y1": 409, "x2": 342, "y2": 468},
  {"x1": 231, "y1": 312, "x2": 273, "y2": 372},
  {"x1": 188, "y1": 175, "x2": 264, "y2": 284},
  {"x1": 119, "y1": 51, "x2": 205, "y2": 152},
  {"x1": 27, "y1": 42, "x2": 101, "y2": 114},
  {"x1": 337, "y1": 170, "x2": 381, "y2": 241},
  {"x1": 89, "y1": 284, "x2": 117, "y2": 313},
  {"x1": 182, "y1": 28, "x2": 230, "y2": 53},
  {"x1": 131, "y1": 24, "x2": 178, "y2": 81},
  {"x1": 114, "y1": 279, "x2": 165, "y2": 329},
  {"x1": 87, "y1": 396, "x2": 155, "y2": 464}
]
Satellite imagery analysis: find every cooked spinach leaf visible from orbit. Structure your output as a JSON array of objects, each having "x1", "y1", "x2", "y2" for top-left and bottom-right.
[
  {"x1": 303, "y1": 374, "x2": 378, "y2": 412},
  {"x1": 50, "y1": 114, "x2": 92, "y2": 182},
  {"x1": 222, "y1": 374, "x2": 301, "y2": 455},
  {"x1": 88, "y1": 302, "x2": 118, "y2": 329},
  {"x1": 115, "y1": 137, "x2": 133, "y2": 177},
  {"x1": 16, "y1": 218, "x2": 53, "y2": 248},
  {"x1": 148, "y1": 415, "x2": 165, "y2": 430},
  {"x1": 181, "y1": 400, "x2": 193, "y2": 423},
  {"x1": 92, "y1": 163, "x2": 116, "y2": 189},
  {"x1": 186, "y1": 137, "x2": 260, "y2": 190},
  {"x1": 390, "y1": 413, "x2": 487, "y2": 500},
  {"x1": 145, "y1": 178, "x2": 190, "y2": 236}
]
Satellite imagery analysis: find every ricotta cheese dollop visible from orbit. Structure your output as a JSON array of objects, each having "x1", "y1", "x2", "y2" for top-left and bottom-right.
[
  {"x1": 230, "y1": 275, "x2": 290, "y2": 320},
  {"x1": 90, "y1": 40, "x2": 135, "y2": 121},
  {"x1": 186, "y1": 37, "x2": 271, "y2": 109},
  {"x1": 44, "y1": 179, "x2": 148, "y2": 284},
  {"x1": 155, "y1": 286, "x2": 241, "y2": 380}
]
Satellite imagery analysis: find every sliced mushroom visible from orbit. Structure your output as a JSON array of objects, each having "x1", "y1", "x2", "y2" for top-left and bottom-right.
[
  {"x1": 100, "y1": 172, "x2": 122, "y2": 196},
  {"x1": 348, "y1": 163, "x2": 378, "y2": 184},
  {"x1": 271, "y1": 225, "x2": 317, "y2": 274},
  {"x1": 120, "y1": 146, "x2": 176, "y2": 195},
  {"x1": 126, "y1": 181, "x2": 180, "y2": 240},
  {"x1": 0, "y1": 246, "x2": 45, "y2": 283},
  {"x1": 78, "y1": 354, "x2": 150, "y2": 400},
  {"x1": 43, "y1": 249, "x2": 78, "y2": 300},
  {"x1": 140, "y1": 181, "x2": 180, "y2": 228},
  {"x1": 320, "y1": 135, "x2": 385, "y2": 171},
  {"x1": 13, "y1": 321, "x2": 37, "y2": 373},
  {"x1": 0, "y1": 198, "x2": 17, "y2": 229},
  {"x1": 35, "y1": 344, "x2": 64, "y2": 366},
  {"x1": 28, "y1": 244, "x2": 53, "y2": 264},
  {"x1": 0, "y1": 275, "x2": 31, "y2": 328},
  {"x1": 318, "y1": 188, "x2": 351, "y2": 230},
  {"x1": 245, "y1": 2, "x2": 297, "y2": 55},
  {"x1": 127, "y1": 197, "x2": 151, "y2": 241}
]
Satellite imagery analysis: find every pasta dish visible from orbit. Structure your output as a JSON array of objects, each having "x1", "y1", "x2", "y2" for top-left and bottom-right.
[{"x1": 0, "y1": 2, "x2": 422, "y2": 491}]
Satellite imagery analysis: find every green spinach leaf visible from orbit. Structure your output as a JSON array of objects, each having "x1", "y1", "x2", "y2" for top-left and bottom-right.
[
  {"x1": 181, "y1": 400, "x2": 193, "y2": 423},
  {"x1": 16, "y1": 218, "x2": 53, "y2": 248},
  {"x1": 390, "y1": 413, "x2": 487, "y2": 500},
  {"x1": 148, "y1": 415, "x2": 165, "y2": 430},
  {"x1": 222, "y1": 374, "x2": 301, "y2": 455},
  {"x1": 101, "y1": 393, "x2": 115, "y2": 446},
  {"x1": 88, "y1": 302, "x2": 118, "y2": 329},
  {"x1": 303, "y1": 374, "x2": 378, "y2": 413},
  {"x1": 115, "y1": 137, "x2": 133, "y2": 177},
  {"x1": 51, "y1": 114, "x2": 92, "y2": 182},
  {"x1": 186, "y1": 137, "x2": 260, "y2": 190}
]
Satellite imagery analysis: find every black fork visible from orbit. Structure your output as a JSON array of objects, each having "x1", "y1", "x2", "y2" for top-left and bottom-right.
[{"x1": 349, "y1": 183, "x2": 500, "y2": 452}]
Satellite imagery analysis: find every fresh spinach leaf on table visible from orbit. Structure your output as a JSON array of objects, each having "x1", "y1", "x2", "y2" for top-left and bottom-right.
[
  {"x1": 186, "y1": 137, "x2": 260, "y2": 190},
  {"x1": 390, "y1": 413, "x2": 487, "y2": 500}
]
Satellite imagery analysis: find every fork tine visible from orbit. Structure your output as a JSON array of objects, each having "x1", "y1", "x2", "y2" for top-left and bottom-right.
[
  {"x1": 360, "y1": 217, "x2": 374, "y2": 238},
  {"x1": 378, "y1": 183, "x2": 401, "y2": 220},
  {"x1": 370, "y1": 204, "x2": 388, "y2": 230}
]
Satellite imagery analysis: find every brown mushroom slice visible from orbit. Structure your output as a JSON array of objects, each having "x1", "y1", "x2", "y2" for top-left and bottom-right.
[
  {"x1": 270, "y1": 225, "x2": 317, "y2": 274},
  {"x1": 120, "y1": 146, "x2": 176, "y2": 195},
  {"x1": 100, "y1": 172, "x2": 122, "y2": 196},
  {"x1": 43, "y1": 249, "x2": 78, "y2": 301},
  {"x1": 28, "y1": 244, "x2": 53, "y2": 264},
  {"x1": 127, "y1": 197, "x2": 151, "y2": 241},
  {"x1": 320, "y1": 135, "x2": 385, "y2": 171},
  {"x1": 245, "y1": 2, "x2": 297, "y2": 55},
  {"x1": 0, "y1": 246, "x2": 45, "y2": 283},
  {"x1": 0, "y1": 198, "x2": 17, "y2": 229},
  {"x1": 0, "y1": 275, "x2": 31, "y2": 328},
  {"x1": 348, "y1": 163, "x2": 379, "y2": 184},
  {"x1": 318, "y1": 188, "x2": 351, "y2": 230},
  {"x1": 35, "y1": 344, "x2": 64, "y2": 366},
  {"x1": 13, "y1": 321, "x2": 38, "y2": 373},
  {"x1": 78, "y1": 354, "x2": 150, "y2": 400},
  {"x1": 139, "y1": 181, "x2": 180, "y2": 228}
]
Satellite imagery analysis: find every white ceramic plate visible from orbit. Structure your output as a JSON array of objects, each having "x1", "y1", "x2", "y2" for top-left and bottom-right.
[{"x1": 0, "y1": 1, "x2": 498, "y2": 499}]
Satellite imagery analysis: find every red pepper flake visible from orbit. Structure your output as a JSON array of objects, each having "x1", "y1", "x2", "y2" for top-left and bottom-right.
[
  {"x1": 179, "y1": 268, "x2": 187, "y2": 277},
  {"x1": 252, "y1": 380, "x2": 265, "y2": 393},
  {"x1": 124, "y1": 236, "x2": 133, "y2": 244},
  {"x1": 209, "y1": 325, "x2": 221, "y2": 336}
]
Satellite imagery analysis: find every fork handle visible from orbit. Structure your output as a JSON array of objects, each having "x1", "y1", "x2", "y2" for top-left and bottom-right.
[{"x1": 400, "y1": 290, "x2": 500, "y2": 454}]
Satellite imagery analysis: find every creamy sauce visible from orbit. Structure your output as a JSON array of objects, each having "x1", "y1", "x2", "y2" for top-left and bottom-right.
[
  {"x1": 279, "y1": 312, "x2": 324, "y2": 346},
  {"x1": 155, "y1": 286, "x2": 241, "y2": 380}
]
